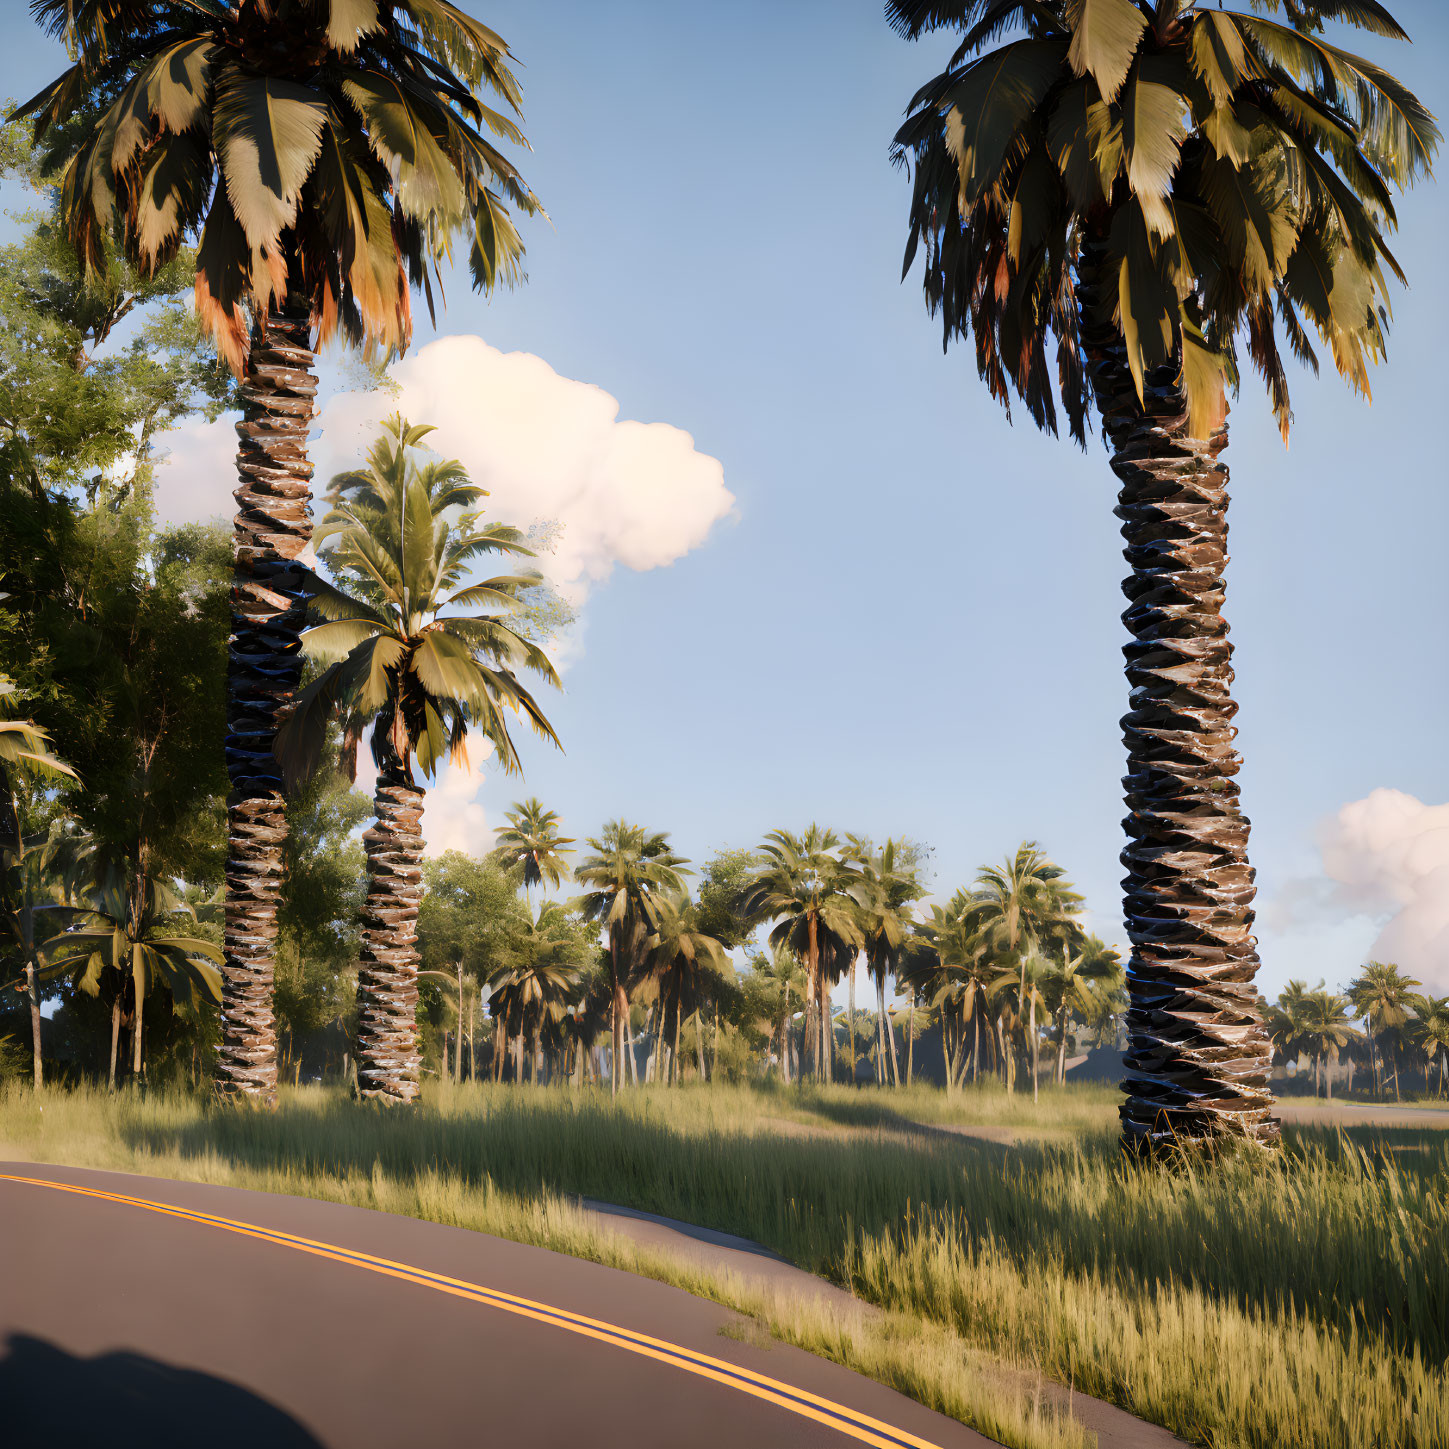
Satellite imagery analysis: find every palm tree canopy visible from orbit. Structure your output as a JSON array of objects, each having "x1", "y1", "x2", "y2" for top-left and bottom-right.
[
  {"x1": 847, "y1": 837, "x2": 927, "y2": 980},
  {"x1": 18, "y1": 0, "x2": 541, "y2": 371},
  {"x1": 491, "y1": 796, "x2": 575, "y2": 891},
  {"x1": 1348, "y1": 959, "x2": 1421, "y2": 1029},
  {"x1": 962, "y1": 841, "x2": 1084, "y2": 962},
  {"x1": 739, "y1": 826, "x2": 865, "y2": 964},
  {"x1": 574, "y1": 821, "x2": 691, "y2": 940},
  {"x1": 0, "y1": 680, "x2": 79, "y2": 787},
  {"x1": 890, "y1": 0, "x2": 1439, "y2": 441},
  {"x1": 274, "y1": 415, "x2": 561, "y2": 787}
]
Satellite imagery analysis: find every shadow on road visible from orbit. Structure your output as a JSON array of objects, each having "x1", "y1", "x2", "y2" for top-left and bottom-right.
[{"x1": 0, "y1": 1334, "x2": 326, "y2": 1449}]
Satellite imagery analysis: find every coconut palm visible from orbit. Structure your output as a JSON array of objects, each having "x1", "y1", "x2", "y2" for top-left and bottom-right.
[
  {"x1": 642, "y1": 895, "x2": 728, "y2": 1083},
  {"x1": 848, "y1": 838, "x2": 925, "y2": 1086},
  {"x1": 1264, "y1": 978, "x2": 1310, "y2": 1073},
  {"x1": 42, "y1": 866, "x2": 223, "y2": 1083},
  {"x1": 903, "y1": 893, "x2": 997, "y2": 1089},
  {"x1": 1347, "y1": 960, "x2": 1420, "y2": 1100},
  {"x1": 20, "y1": 0, "x2": 541, "y2": 1102},
  {"x1": 962, "y1": 843, "x2": 1083, "y2": 1101},
  {"x1": 0, "y1": 681, "x2": 77, "y2": 843},
  {"x1": 1408, "y1": 996, "x2": 1449, "y2": 1099},
  {"x1": 574, "y1": 822, "x2": 690, "y2": 1095},
  {"x1": 739, "y1": 827, "x2": 864, "y2": 1081},
  {"x1": 274, "y1": 416, "x2": 561, "y2": 1103},
  {"x1": 488, "y1": 903, "x2": 585, "y2": 1084},
  {"x1": 891, "y1": 2, "x2": 1437, "y2": 1149},
  {"x1": 1297, "y1": 988, "x2": 1362, "y2": 1099},
  {"x1": 1043, "y1": 935, "x2": 1123, "y2": 1084},
  {"x1": 491, "y1": 798, "x2": 575, "y2": 909},
  {"x1": 990, "y1": 953, "x2": 1057, "y2": 1099}
]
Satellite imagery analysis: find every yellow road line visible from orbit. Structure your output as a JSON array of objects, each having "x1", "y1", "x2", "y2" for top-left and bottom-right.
[{"x1": 1, "y1": 1172, "x2": 946, "y2": 1449}]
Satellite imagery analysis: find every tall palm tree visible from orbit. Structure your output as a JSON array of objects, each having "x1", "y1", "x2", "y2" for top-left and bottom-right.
[
  {"x1": 1264, "y1": 977, "x2": 1310, "y2": 1076},
  {"x1": 739, "y1": 826, "x2": 863, "y2": 1081},
  {"x1": 21, "y1": 0, "x2": 541, "y2": 1102},
  {"x1": 275, "y1": 416, "x2": 561, "y2": 1103},
  {"x1": 989, "y1": 953, "x2": 1056, "y2": 1099},
  {"x1": 642, "y1": 894, "x2": 727, "y2": 1083},
  {"x1": 902, "y1": 898, "x2": 995, "y2": 1090},
  {"x1": 849, "y1": 839, "x2": 925, "y2": 1086},
  {"x1": 1408, "y1": 995, "x2": 1449, "y2": 1099},
  {"x1": 1297, "y1": 987, "x2": 1362, "y2": 1099},
  {"x1": 963, "y1": 843, "x2": 1083, "y2": 1102},
  {"x1": 1347, "y1": 960, "x2": 1420, "y2": 1100},
  {"x1": 1043, "y1": 935, "x2": 1122, "y2": 1084},
  {"x1": 42, "y1": 866, "x2": 223, "y2": 1083},
  {"x1": 491, "y1": 798, "x2": 575, "y2": 909},
  {"x1": 891, "y1": 2, "x2": 1436, "y2": 1150},
  {"x1": 574, "y1": 822, "x2": 689, "y2": 1096},
  {"x1": 488, "y1": 903, "x2": 585, "y2": 1084}
]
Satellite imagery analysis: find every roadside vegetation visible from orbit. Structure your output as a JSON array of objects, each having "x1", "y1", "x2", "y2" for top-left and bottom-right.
[{"x1": 3, "y1": 1078, "x2": 1445, "y2": 1449}]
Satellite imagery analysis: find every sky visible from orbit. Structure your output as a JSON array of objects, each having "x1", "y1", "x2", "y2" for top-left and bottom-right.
[{"x1": 3, "y1": 2, "x2": 1446, "y2": 999}]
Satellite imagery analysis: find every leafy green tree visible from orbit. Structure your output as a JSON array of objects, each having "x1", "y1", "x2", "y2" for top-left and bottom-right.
[
  {"x1": 1042, "y1": 935, "x2": 1122, "y2": 1083},
  {"x1": 694, "y1": 847, "x2": 760, "y2": 953},
  {"x1": 575, "y1": 821, "x2": 690, "y2": 1095},
  {"x1": 276, "y1": 417, "x2": 561, "y2": 1103},
  {"x1": 739, "y1": 947, "x2": 807, "y2": 1083},
  {"x1": 740, "y1": 826, "x2": 863, "y2": 1081},
  {"x1": 21, "y1": 0, "x2": 542, "y2": 1102},
  {"x1": 491, "y1": 798, "x2": 575, "y2": 909},
  {"x1": 1408, "y1": 995, "x2": 1449, "y2": 1099},
  {"x1": 1297, "y1": 987, "x2": 1362, "y2": 1099},
  {"x1": 891, "y1": 0, "x2": 1436, "y2": 1149},
  {"x1": 42, "y1": 867, "x2": 222, "y2": 1084},
  {"x1": 1347, "y1": 960, "x2": 1421, "y2": 1100}
]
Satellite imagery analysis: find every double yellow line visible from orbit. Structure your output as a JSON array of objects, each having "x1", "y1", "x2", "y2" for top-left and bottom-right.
[{"x1": 1, "y1": 1173, "x2": 945, "y2": 1449}]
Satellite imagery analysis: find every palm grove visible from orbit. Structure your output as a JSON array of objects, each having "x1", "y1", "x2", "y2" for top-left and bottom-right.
[{"x1": 1, "y1": 3, "x2": 1439, "y2": 1144}]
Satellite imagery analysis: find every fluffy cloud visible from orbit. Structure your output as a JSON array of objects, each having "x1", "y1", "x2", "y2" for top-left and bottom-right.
[
  {"x1": 1277, "y1": 789, "x2": 1449, "y2": 991},
  {"x1": 353, "y1": 730, "x2": 495, "y2": 860},
  {"x1": 153, "y1": 336, "x2": 734, "y2": 610}
]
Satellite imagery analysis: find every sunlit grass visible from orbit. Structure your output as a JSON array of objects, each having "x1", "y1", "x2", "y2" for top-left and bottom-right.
[{"x1": 3, "y1": 1078, "x2": 1446, "y2": 1449}]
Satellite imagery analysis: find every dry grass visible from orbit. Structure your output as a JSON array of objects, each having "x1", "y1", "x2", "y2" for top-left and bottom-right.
[{"x1": 4, "y1": 1077, "x2": 1446, "y2": 1449}]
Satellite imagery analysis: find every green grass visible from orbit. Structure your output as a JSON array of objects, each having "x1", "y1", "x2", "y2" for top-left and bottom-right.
[{"x1": 3, "y1": 1079, "x2": 1446, "y2": 1449}]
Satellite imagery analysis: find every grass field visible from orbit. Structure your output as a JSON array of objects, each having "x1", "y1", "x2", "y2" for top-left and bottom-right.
[{"x1": 3, "y1": 1079, "x2": 1445, "y2": 1449}]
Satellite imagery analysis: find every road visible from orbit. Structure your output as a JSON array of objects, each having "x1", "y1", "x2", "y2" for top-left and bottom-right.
[{"x1": 0, "y1": 1162, "x2": 996, "y2": 1449}]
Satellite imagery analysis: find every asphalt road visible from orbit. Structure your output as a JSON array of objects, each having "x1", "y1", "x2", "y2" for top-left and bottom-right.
[{"x1": 0, "y1": 1163, "x2": 997, "y2": 1449}]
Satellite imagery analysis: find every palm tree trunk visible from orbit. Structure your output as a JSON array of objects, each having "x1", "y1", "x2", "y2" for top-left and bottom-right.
[
  {"x1": 131, "y1": 990, "x2": 144, "y2": 1081},
  {"x1": 356, "y1": 777, "x2": 425, "y2": 1103},
  {"x1": 1029, "y1": 995, "x2": 1039, "y2": 1105},
  {"x1": 25, "y1": 962, "x2": 42, "y2": 1090},
  {"x1": 1057, "y1": 1006, "x2": 1068, "y2": 1085},
  {"x1": 906, "y1": 991, "x2": 916, "y2": 1087},
  {"x1": 609, "y1": 933, "x2": 623, "y2": 1097},
  {"x1": 847, "y1": 959, "x2": 857, "y2": 1085},
  {"x1": 1082, "y1": 248, "x2": 1276, "y2": 1152},
  {"x1": 876, "y1": 975, "x2": 887, "y2": 1085},
  {"x1": 109, "y1": 994, "x2": 121, "y2": 1091},
  {"x1": 886, "y1": 994, "x2": 901, "y2": 1087},
  {"x1": 672, "y1": 992, "x2": 682, "y2": 1084},
  {"x1": 454, "y1": 963, "x2": 464, "y2": 1084},
  {"x1": 218, "y1": 301, "x2": 316, "y2": 1104},
  {"x1": 531, "y1": 1023, "x2": 542, "y2": 1085}
]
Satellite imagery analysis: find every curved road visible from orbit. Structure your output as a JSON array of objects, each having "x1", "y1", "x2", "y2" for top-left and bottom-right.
[{"x1": 0, "y1": 1163, "x2": 996, "y2": 1449}]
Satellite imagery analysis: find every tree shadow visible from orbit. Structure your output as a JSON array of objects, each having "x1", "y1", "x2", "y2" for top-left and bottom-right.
[{"x1": 0, "y1": 1334, "x2": 327, "y2": 1449}]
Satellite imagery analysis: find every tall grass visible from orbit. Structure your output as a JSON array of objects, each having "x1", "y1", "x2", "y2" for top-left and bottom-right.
[{"x1": 3, "y1": 1079, "x2": 1446, "y2": 1449}]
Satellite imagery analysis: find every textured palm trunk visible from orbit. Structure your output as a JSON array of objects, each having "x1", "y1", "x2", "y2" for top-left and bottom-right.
[
  {"x1": 218, "y1": 301, "x2": 316, "y2": 1103},
  {"x1": 109, "y1": 994, "x2": 121, "y2": 1090},
  {"x1": 25, "y1": 962, "x2": 42, "y2": 1089},
  {"x1": 356, "y1": 777, "x2": 425, "y2": 1103},
  {"x1": 1081, "y1": 247, "x2": 1277, "y2": 1152},
  {"x1": 848, "y1": 960, "x2": 857, "y2": 1084}
]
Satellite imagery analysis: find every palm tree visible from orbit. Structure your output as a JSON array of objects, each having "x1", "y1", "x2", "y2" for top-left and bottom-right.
[
  {"x1": 890, "y1": 2, "x2": 1436, "y2": 1149},
  {"x1": 491, "y1": 798, "x2": 575, "y2": 910},
  {"x1": 642, "y1": 895, "x2": 728, "y2": 1083},
  {"x1": 1043, "y1": 936, "x2": 1122, "y2": 1084},
  {"x1": 848, "y1": 838, "x2": 925, "y2": 1087},
  {"x1": 42, "y1": 866, "x2": 223, "y2": 1084},
  {"x1": 1297, "y1": 988, "x2": 1362, "y2": 1100},
  {"x1": 989, "y1": 953, "x2": 1056, "y2": 1099},
  {"x1": 0, "y1": 680, "x2": 77, "y2": 843},
  {"x1": 1264, "y1": 978, "x2": 1310, "y2": 1078},
  {"x1": 21, "y1": 0, "x2": 541, "y2": 1103},
  {"x1": 575, "y1": 822, "x2": 690, "y2": 1095},
  {"x1": 740, "y1": 827, "x2": 863, "y2": 1082},
  {"x1": 902, "y1": 895, "x2": 995, "y2": 1090},
  {"x1": 488, "y1": 903, "x2": 585, "y2": 1084},
  {"x1": 1408, "y1": 996, "x2": 1449, "y2": 1099},
  {"x1": 1348, "y1": 961, "x2": 1421, "y2": 1100},
  {"x1": 963, "y1": 843, "x2": 1083, "y2": 1102},
  {"x1": 275, "y1": 417, "x2": 561, "y2": 1103}
]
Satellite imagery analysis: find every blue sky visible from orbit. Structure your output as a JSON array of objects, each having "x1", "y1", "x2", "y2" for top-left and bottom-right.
[{"x1": 4, "y1": 3, "x2": 1446, "y2": 999}]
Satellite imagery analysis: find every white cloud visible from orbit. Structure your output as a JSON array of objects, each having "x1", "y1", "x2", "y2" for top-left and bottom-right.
[
  {"x1": 152, "y1": 336, "x2": 736, "y2": 612},
  {"x1": 1271, "y1": 789, "x2": 1449, "y2": 992},
  {"x1": 353, "y1": 730, "x2": 496, "y2": 860}
]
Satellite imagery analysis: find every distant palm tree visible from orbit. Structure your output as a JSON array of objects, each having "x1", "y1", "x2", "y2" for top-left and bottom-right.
[
  {"x1": 1297, "y1": 988, "x2": 1362, "y2": 1100},
  {"x1": 1348, "y1": 961, "x2": 1421, "y2": 1100},
  {"x1": 492, "y1": 798, "x2": 575, "y2": 909},
  {"x1": 740, "y1": 827, "x2": 863, "y2": 1081},
  {"x1": 964, "y1": 843, "x2": 1083, "y2": 1102},
  {"x1": 848, "y1": 838, "x2": 925, "y2": 1086},
  {"x1": 575, "y1": 822, "x2": 689, "y2": 1095},
  {"x1": 643, "y1": 895, "x2": 727, "y2": 1083},
  {"x1": 990, "y1": 954, "x2": 1057, "y2": 1100},
  {"x1": 891, "y1": 0, "x2": 1436, "y2": 1150},
  {"x1": 1265, "y1": 979, "x2": 1311, "y2": 1076},
  {"x1": 1043, "y1": 936, "x2": 1122, "y2": 1084},
  {"x1": 21, "y1": 0, "x2": 542, "y2": 1103},
  {"x1": 1408, "y1": 996, "x2": 1449, "y2": 1099},
  {"x1": 275, "y1": 417, "x2": 561, "y2": 1103},
  {"x1": 903, "y1": 895, "x2": 995, "y2": 1090},
  {"x1": 488, "y1": 904, "x2": 585, "y2": 1084},
  {"x1": 43, "y1": 866, "x2": 223, "y2": 1084}
]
